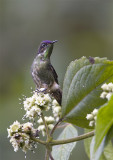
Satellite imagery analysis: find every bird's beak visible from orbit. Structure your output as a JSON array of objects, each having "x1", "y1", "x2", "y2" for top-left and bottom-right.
[{"x1": 52, "y1": 40, "x2": 58, "y2": 44}]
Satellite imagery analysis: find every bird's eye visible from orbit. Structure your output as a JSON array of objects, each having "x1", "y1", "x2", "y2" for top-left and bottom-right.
[{"x1": 41, "y1": 43, "x2": 46, "y2": 47}]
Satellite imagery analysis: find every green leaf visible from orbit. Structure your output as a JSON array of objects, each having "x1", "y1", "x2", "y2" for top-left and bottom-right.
[
  {"x1": 103, "y1": 141, "x2": 113, "y2": 160},
  {"x1": 90, "y1": 137, "x2": 105, "y2": 160},
  {"x1": 52, "y1": 124, "x2": 78, "y2": 160},
  {"x1": 90, "y1": 137, "x2": 113, "y2": 160},
  {"x1": 62, "y1": 57, "x2": 113, "y2": 128},
  {"x1": 84, "y1": 129, "x2": 93, "y2": 158},
  {"x1": 95, "y1": 95, "x2": 113, "y2": 151},
  {"x1": 84, "y1": 130, "x2": 113, "y2": 160},
  {"x1": 105, "y1": 125, "x2": 113, "y2": 144}
]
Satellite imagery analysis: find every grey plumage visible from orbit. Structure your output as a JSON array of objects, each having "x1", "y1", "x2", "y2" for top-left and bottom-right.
[{"x1": 31, "y1": 40, "x2": 62, "y2": 105}]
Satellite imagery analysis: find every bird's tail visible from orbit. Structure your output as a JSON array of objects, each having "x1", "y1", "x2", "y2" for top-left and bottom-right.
[{"x1": 51, "y1": 89, "x2": 62, "y2": 105}]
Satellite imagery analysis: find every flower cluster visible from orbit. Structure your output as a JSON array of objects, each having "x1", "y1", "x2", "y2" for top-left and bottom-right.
[
  {"x1": 7, "y1": 121, "x2": 38, "y2": 153},
  {"x1": 37, "y1": 116, "x2": 55, "y2": 136},
  {"x1": 100, "y1": 83, "x2": 113, "y2": 100},
  {"x1": 23, "y1": 92, "x2": 52, "y2": 120},
  {"x1": 52, "y1": 99, "x2": 61, "y2": 122},
  {"x1": 8, "y1": 90, "x2": 62, "y2": 154},
  {"x1": 23, "y1": 91, "x2": 61, "y2": 122},
  {"x1": 86, "y1": 109, "x2": 98, "y2": 127}
]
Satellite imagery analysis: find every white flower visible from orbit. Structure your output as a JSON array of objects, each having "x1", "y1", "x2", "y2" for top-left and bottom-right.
[
  {"x1": 23, "y1": 92, "x2": 53, "y2": 120},
  {"x1": 89, "y1": 121, "x2": 95, "y2": 127},
  {"x1": 107, "y1": 83, "x2": 113, "y2": 92},
  {"x1": 22, "y1": 91, "x2": 62, "y2": 121},
  {"x1": 7, "y1": 121, "x2": 21, "y2": 138},
  {"x1": 47, "y1": 116, "x2": 55, "y2": 122},
  {"x1": 37, "y1": 118, "x2": 43, "y2": 125},
  {"x1": 32, "y1": 92, "x2": 39, "y2": 99},
  {"x1": 94, "y1": 116, "x2": 97, "y2": 120},
  {"x1": 101, "y1": 83, "x2": 109, "y2": 91},
  {"x1": 38, "y1": 125, "x2": 45, "y2": 131},
  {"x1": 86, "y1": 114, "x2": 94, "y2": 120},
  {"x1": 52, "y1": 99, "x2": 59, "y2": 106},
  {"x1": 23, "y1": 97, "x2": 35, "y2": 110},
  {"x1": 38, "y1": 116, "x2": 55, "y2": 125},
  {"x1": 10, "y1": 137, "x2": 19, "y2": 152},
  {"x1": 21, "y1": 134, "x2": 32, "y2": 153},
  {"x1": 100, "y1": 92, "x2": 108, "y2": 99},
  {"x1": 8, "y1": 121, "x2": 37, "y2": 153},
  {"x1": 48, "y1": 124, "x2": 54, "y2": 130},
  {"x1": 10, "y1": 121, "x2": 21, "y2": 133},
  {"x1": 7, "y1": 128, "x2": 12, "y2": 138},
  {"x1": 53, "y1": 106, "x2": 61, "y2": 113},
  {"x1": 44, "y1": 94, "x2": 52, "y2": 102},
  {"x1": 22, "y1": 122, "x2": 33, "y2": 132},
  {"x1": 86, "y1": 109, "x2": 98, "y2": 127},
  {"x1": 44, "y1": 116, "x2": 54, "y2": 124},
  {"x1": 24, "y1": 105, "x2": 41, "y2": 119},
  {"x1": 52, "y1": 104, "x2": 61, "y2": 121},
  {"x1": 34, "y1": 92, "x2": 51, "y2": 107},
  {"x1": 100, "y1": 83, "x2": 113, "y2": 101},
  {"x1": 35, "y1": 96, "x2": 46, "y2": 106},
  {"x1": 92, "y1": 109, "x2": 98, "y2": 116},
  {"x1": 106, "y1": 92, "x2": 113, "y2": 100},
  {"x1": 37, "y1": 116, "x2": 55, "y2": 136}
]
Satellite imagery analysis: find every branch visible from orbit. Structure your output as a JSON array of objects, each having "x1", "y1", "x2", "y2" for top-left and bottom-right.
[
  {"x1": 49, "y1": 152, "x2": 54, "y2": 160},
  {"x1": 30, "y1": 136, "x2": 46, "y2": 145},
  {"x1": 56, "y1": 123, "x2": 69, "y2": 129},
  {"x1": 45, "y1": 149, "x2": 49, "y2": 160},
  {"x1": 50, "y1": 130, "x2": 95, "y2": 146},
  {"x1": 31, "y1": 130, "x2": 95, "y2": 146},
  {"x1": 50, "y1": 118, "x2": 63, "y2": 136},
  {"x1": 41, "y1": 113, "x2": 50, "y2": 140}
]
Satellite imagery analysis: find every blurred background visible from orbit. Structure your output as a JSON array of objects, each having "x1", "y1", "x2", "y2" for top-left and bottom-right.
[{"x1": 1, "y1": 0, "x2": 113, "y2": 160}]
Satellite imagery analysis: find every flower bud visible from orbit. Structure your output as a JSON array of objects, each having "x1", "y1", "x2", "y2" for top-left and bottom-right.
[
  {"x1": 86, "y1": 114, "x2": 93, "y2": 120},
  {"x1": 101, "y1": 83, "x2": 109, "y2": 91},
  {"x1": 92, "y1": 109, "x2": 98, "y2": 116},
  {"x1": 22, "y1": 122, "x2": 33, "y2": 133},
  {"x1": 89, "y1": 121, "x2": 95, "y2": 127},
  {"x1": 48, "y1": 124, "x2": 54, "y2": 130},
  {"x1": 106, "y1": 92, "x2": 112, "y2": 100},
  {"x1": 100, "y1": 92, "x2": 107, "y2": 99},
  {"x1": 107, "y1": 83, "x2": 113, "y2": 92}
]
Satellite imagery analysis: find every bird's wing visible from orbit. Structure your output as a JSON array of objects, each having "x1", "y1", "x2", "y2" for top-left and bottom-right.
[{"x1": 49, "y1": 64, "x2": 59, "y2": 84}]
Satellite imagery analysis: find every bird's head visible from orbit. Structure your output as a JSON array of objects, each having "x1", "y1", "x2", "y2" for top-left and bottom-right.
[{"x1": 38, "y1": 40, "x2": 57, "y2": 59}]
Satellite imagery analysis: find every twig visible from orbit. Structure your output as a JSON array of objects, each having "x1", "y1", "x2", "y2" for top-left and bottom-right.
[
  {"x1": 45, "y1": 149, "x2": 49, "y2": 160},
  {"x1": 32, "y1": 130, "x2": 95, "y2": 146},
  {"x1": 56, "y1": 123, "x2": 69, "y2": 129},
  {"x1": 50, "y1": 118, "x2": 63, "y2": 136},
  {"x1": 30, "y1": 136, "x2": 46, "y2": 145},
  {"x1": 50, "y1": 130, "x2": 95, "y2": 146},
  {"x1": 49, "y1": 152, "x2": 54, "y2": 160}
]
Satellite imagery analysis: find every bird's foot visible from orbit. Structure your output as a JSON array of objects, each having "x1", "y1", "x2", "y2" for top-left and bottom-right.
[{"x1": 35, "y1": 88, "x2": 47, "y2": 93}]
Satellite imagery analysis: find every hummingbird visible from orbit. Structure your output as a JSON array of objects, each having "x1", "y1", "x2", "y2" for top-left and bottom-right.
[{"x1": 31, "y1": 40, "x2": 62, "y2": 105}]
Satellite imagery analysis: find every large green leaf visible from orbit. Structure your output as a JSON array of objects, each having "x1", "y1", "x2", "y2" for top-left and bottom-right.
[
  {"x1": 103, "y1": 141, "x2": 113, "y2": 160},
  {"x1": 106, "y1": 125, "x2": 113, "y2": 144},
  {"x1": 90, "y1": 137, "x2": 105, "y2": 160},
  {"x1": 84, "y1": 129, "x2": 93, "y2": 158},
  {"x1": 95, "y1": 95, "x2": 113, "y2": 151},
  {"x1": 51, "y1": 124, "x2": 78, "y2": 160},
  {"x1": 61, "y1": 57, "x2": 113, "y2": 128},
  {"x1": 84, "y1": 129, "x2": 113, "y2": 160},
  {"x1": 90, "y1": 137, "x2": 113, "y2": 160}
]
